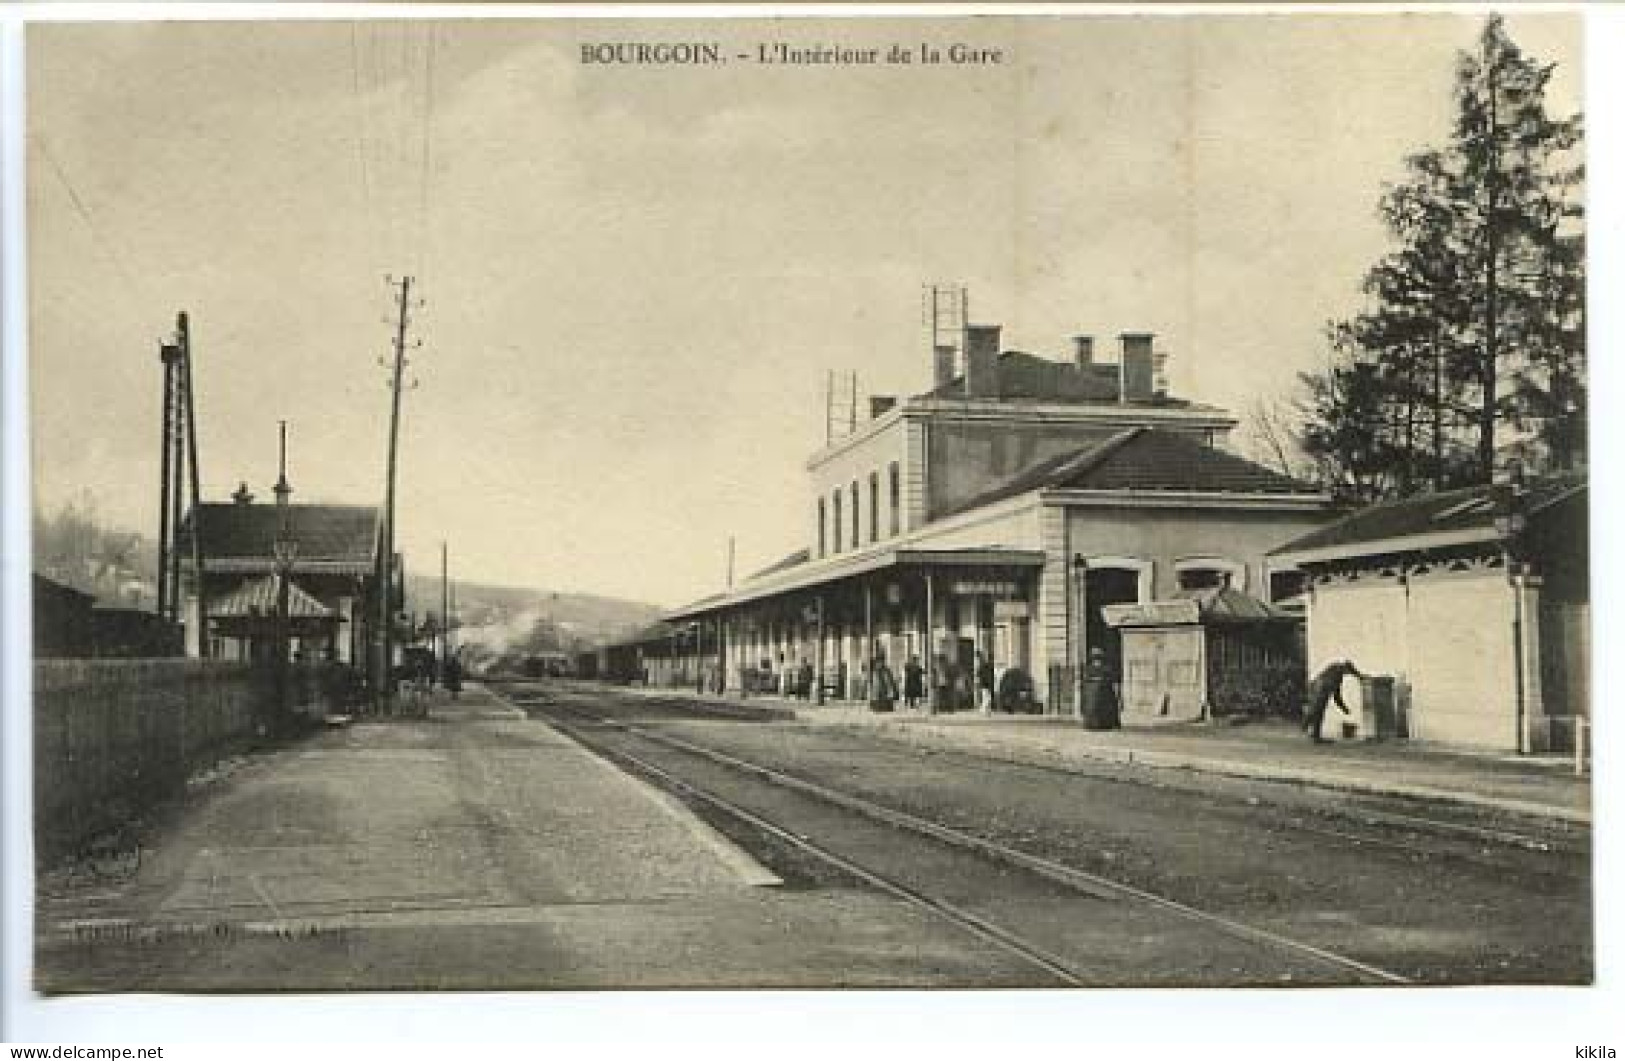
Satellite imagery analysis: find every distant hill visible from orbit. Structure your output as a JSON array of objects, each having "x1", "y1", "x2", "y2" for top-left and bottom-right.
[
  {"x1": 402, "y1": 573, "x2": 663, "y2": 669},
  {"x1": 33, "y1": 495, "x2": 160, "y2": 608}
]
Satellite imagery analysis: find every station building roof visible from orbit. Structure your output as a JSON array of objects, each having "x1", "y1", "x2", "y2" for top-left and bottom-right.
[
  {"x1": 1270, "y1": 473, "x2": 1586, "y2": 567},
  {"x1": 180, "y1": 502, "x2": 380, "y2": 576},
  {"x1": 673, "y1": 428, "x2": 1326, "y2": 622},
  {"x1": 938, "y1": 427, "x2": 1322, "y2": 520}
]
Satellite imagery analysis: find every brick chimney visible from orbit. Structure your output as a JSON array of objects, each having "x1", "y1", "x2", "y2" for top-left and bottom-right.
[
  {"x1": 933, "y1": 345, "x2": 957, "y2": 391},
  {"x1": 1119, "y1": 332, "x2": 1155, "y2": 402},
  {"x1": 1072, "y1": 335, "x2": 1095, "y2": 372},
  {"x1": 965, "y1": 324, "x2": 1002, "y2": 399}
]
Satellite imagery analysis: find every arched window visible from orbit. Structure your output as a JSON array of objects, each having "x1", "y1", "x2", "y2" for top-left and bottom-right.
[
  {"x1": 888, "y1": 462, "x2": 901, "y2": 537},
  {"x1": 1267, "y1": 565, "x2": 1307, "y2": 603},
  {"x1": 1079, "y1": 557, "x2": 1154, "y2": 604},
  {"x1": 1174, "y1": 557, "x2": 1246, "y2": 592}
]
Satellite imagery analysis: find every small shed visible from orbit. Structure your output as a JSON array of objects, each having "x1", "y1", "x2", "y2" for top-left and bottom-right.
[
  {"x1": 1269, "y1": 474, "x2": 1587, "y2": 753},
  {"x1": 1102, "y1": 585, "x2": 1304, "y2": 722},
  {"x1": 33, "y1": 575, "x2": 96, "y2": 659}
]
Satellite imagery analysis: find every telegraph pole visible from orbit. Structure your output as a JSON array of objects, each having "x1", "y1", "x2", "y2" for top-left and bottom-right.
[
  {"x1": 157, "y1": 341, "x2": 176, "y2": 618},
  {"x1": 377, "y1": 275, "x2": 418, "y2": 713},
  {"x1": 440, "y1": 540, "x2": 449, "y2": 680},
  {"x1": 179, "y1": 313, "x2": 208, "y2": 656}
]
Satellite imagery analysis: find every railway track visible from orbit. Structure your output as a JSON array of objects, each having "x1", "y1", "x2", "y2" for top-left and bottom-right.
[
  {"x1": 553, "y1": 681, "x2": 1584, "y2": 860},
  {"x1": 491, "y1": 682, "x2": 1416, "y2": 987}
]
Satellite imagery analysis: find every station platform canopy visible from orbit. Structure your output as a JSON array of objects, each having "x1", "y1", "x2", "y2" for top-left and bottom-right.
[{"x1": 667, "y1": 546, "x2": 1045, "y2": 621}]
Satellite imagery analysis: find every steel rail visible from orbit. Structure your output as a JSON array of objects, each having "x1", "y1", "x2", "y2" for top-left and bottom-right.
[
  {"x1": 863, "y1": 735, "x2": 1575, "y2": 857},
  {"x1": 529, "y1": 703, "x2": 1092, "y2": 986},
  {"x1": 565, "y1": 683, "x2": 1578, "y2": 855}
]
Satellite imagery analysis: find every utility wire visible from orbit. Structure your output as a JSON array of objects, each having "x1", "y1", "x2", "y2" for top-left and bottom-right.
[
  {"x1": 32, "y1": 134, "x2": 155, "y2": 332},
  {"x1": 415, "y1": 22, "x2": 438, "y2": 291},
  {"x1": 349, "y1": 22, "x2": 377, "y2": 273}
]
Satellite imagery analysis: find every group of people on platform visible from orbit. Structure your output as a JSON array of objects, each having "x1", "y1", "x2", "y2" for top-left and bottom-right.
[
  {"x1": 729, "y1": 646, "x2": 1035, "y2": 714},
  {"x1": 683, "y1": 641, "x2": 1367, "y2": 745}
]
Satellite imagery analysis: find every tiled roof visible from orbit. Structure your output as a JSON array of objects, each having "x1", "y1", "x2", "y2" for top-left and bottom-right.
[
  {"x1": 180, "y1": 503, "x2": 379, "y2": 565},
  {"x1": 210, "y1": 575, "x2": 335, "y2": 618},
  {"x1": 939, "y1": 428, "x2": 1322, "y2": 519},
  {"x1": 1270, "y1": 473, "x2": 1586, "y2": 559},
  {"x1": 34, "y1": 573, "x2": 94, "y2": 604}
]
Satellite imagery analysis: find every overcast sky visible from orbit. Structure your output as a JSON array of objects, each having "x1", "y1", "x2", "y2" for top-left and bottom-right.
[{"x1": 27, "y1": 12, "x2": 1582, "y2": 608}]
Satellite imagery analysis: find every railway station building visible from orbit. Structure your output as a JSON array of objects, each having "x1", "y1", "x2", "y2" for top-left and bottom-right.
[
  {"x1": 662, "y1": 325, "x2": 1336, "y2": 716},
  {"x1": 177, "y1": 485, "x2": 387, "y2": 666}
]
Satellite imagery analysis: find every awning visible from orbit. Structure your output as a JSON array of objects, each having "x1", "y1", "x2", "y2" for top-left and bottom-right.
[
  {"x1": 667, "y1": 546, "x2": 1045, "y2": 620},
  {"x1": 1103, "y1": 585, "x2": 1295, "y2": 628},
  {"x1": 209, "y1": 575, "x2": 336, "y2": 620}
]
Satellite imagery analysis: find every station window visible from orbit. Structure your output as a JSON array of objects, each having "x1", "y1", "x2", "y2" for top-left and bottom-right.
[
  {"x1": 851, "y1": 481, "x2": 860, "y2": 548},
  {"x1": 832, "y1": 491, "x2": 843, "y2": 553},
  {"x1": 869, "y1": 472, "x2": 880, "y2": 543},
  {"x1": 1269, "y1": 569, "x2": 1308, "y2": 603},
  {"x1": 889, "y1": 462, "x2": 901, "y2": 537},
  {"x1": 817, "y1": 497, "x2": 827, "y2": 558},
  {"x1": 1175, "y1": 558, "x2": 1246, "y2": 592},
  {"x1": 1177, "y1": 568, "x2": 1227, "y2": 591}
]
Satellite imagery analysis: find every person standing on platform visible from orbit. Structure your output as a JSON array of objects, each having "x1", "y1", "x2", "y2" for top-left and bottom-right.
[
  {"x1": 903, "y1": 655, "x2": 925, "y2": 710},
  {"x1": 870, "y1": 650, "x2": 898, "y2": 712},
  {"x1": 975, "y1": 651, "x2": 995, "y2": 712}
]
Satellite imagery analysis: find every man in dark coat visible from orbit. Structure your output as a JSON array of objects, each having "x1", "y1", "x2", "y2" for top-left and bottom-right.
[
  {"x1": 902, "y1": 655, "x2": 925, "y2": 709},
  {"x1": 1305, "y1": 659, "x2": 1363, "y2": 743}
]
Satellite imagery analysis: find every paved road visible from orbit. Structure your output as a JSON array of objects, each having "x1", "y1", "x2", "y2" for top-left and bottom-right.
[{"x1": 36, "y1": 680, "x2": 1590, "y2": 990}]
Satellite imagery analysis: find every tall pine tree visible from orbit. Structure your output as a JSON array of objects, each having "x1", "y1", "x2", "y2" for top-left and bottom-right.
[{"x1": 1302, "y1": 15, "x2": 1583, "y2": 499}]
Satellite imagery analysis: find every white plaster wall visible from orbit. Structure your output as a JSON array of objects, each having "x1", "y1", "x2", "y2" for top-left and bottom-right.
[
  {"x1": 1309, "y1": 571, "x2": 1522, "y2": 751},
  {"x1": 1406, "y1": 574, "x2": 1517, "y2": 750},
  {"x1": 1307, "y1": 580, "x2": 1407, "y2": 740}
]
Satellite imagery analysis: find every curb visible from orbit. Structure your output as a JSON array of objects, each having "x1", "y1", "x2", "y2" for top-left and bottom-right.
[
  {"x1": 835, "y1": 718, "x2": 1592, "y2": 827},
  {"x1": 594, "y1": 685, "x2": 1589, "y2": 827}
]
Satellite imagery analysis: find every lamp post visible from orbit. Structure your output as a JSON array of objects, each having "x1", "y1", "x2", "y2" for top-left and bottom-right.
[
  {"x1": 272, "y1": 421, "x2": 297, "y2": 735},
  {"x1": 1071, "y1": 553, "x2": 1088, "y2": 717}
]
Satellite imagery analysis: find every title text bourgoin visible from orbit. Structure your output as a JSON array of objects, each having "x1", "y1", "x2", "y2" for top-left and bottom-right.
[{"x1": 580, "y1": 42, "x2": 1005, "y2": 67}]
